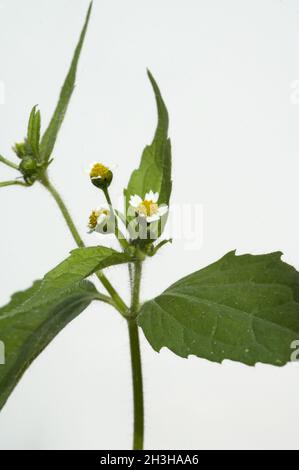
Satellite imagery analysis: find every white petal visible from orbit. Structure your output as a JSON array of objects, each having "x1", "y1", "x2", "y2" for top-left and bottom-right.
[
  {"x1": 158, "y1": 205, "x2": 168, "y2": 216},
  {"x1": 130, "y1": 195, "x2": 142, "y2": 207},
  {"x1": 144, "y1": 191, "x2": 152, "y2": 200},
  {"x1": 146, "y1": 214, "x2": 160, "y2": 223},
  {"x1": 97, "y1": 213, "x2": 107, "y2": 223},
  {"x1": 145, "y1": 190, "x2": 159, "y2": 202},
  {"x1": 91, "y1": 175, "x2": 102, "y2": 180},
  {"x1": 144, "y1": 190, "x2": 155, "y2": 202},
  {"x1": 152, "y1": 192, "x2": 159, "y2": 202}
]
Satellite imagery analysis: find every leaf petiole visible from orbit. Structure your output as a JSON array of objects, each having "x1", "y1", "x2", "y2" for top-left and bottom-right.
[{"x1": 0, "y1": 180, "x2": 28, "y2": 188}]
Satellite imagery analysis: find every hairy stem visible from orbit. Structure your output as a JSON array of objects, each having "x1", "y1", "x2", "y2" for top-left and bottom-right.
[
  {"x1": 128, "y1": 318, "x2": 144, "y2": 450},
  {"x1": 41, "y1": 176, "x2": 84, "y2": 247},
  {"x1": 128, "y1": 259, "x2": 144, "y2": 449},
  {"x1": 131, "y1": 260, "x2": 142, "y2": 316}
]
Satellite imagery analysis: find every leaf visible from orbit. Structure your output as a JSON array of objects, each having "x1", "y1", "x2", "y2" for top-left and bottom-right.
[
  {"x1": 41, "y1": 246, "x2": 131, "y2": 294},
  {"x1": 0, "y1": 245, "x2": 131, "y2": 410},
  {"x1": 124, "y1": 70, "x2": 172, "y2": 210},
  {"x1": 0, "y1": 279, "x2": 97, "y2": 411},
  {"x1": 39, "y1": 2, "x2": 92, "y2": 162},
  {"x1": 27, "y1": 105, "x2": 41, "y2": 158},
  {"x1": 138, "y1": 251, "x2": 299, "y2": 366}
]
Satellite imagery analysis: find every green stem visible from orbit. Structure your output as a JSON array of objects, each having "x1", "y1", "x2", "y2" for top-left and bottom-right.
[
  {"x1": 128, "y1": 318, "x2": 144, "y2": 450},
  {"x1": 128, "y1": 259, "x2": 144, "y2": 450},
  {"x1": 0, "y1": 155, "x2": 19, "y2": 170},
  {"x1": 94, "y1": 291, "x2": 116, "y2": 307},
  {"x1": 41, "y1": 176, "x2": 84, "y2": 247},
  {"x1": 131, "y1": 260, "x2": 142, "y2": 316},
  {"x1": 95, "y1": 271, "x2": 128, "y2": 317},
  {"x1": 103, "y1": 187, "x2": 128, "y2": 250},
  {"x1": 0, "y1": 180, "x2": 28, "y2": 188},
  {"x1": 40, "y1": 175, "x2": 128, "y2": 316}
]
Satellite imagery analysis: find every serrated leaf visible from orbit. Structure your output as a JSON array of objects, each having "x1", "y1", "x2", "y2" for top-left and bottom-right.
[
  {"x1": 42, "y1": 245, "x2": 131, "y2": 294},
  {"x1": 0, "y1": 279, "x2": 97, "y2": 410},
  {"x1": 124, "y1": 70, "x2": 172, "y2": 211},
  {"x1": 39, "y1": 2, "x2": 92, "y2": 162},
  {"x1": 138, "y1": 251, "x2": 299, "y2": 366}
]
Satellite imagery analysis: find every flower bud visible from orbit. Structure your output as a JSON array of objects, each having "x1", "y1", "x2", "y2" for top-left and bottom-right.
[
  {"x1": 12, "y1": 141, "x2": 27, "y2": 159},
  {"x1": 19, "y1": 156, "x2": 38, "y2": 183},
  {"x1": 89, "y1": 163, "x2": 113, "y2": 189}
]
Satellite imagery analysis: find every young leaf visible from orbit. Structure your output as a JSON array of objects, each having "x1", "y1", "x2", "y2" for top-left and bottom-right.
[
  {"x1": 124, "y1": 70, "x2": 172, "y2": 210},
  {"x1": 138, "y1": 251, "x2": 299, "y2": 366},
  {"x1": 0, "y1": 279, "x2": 97, "y2": 411},
  {"x1": 27, "y1": 105, "x2": 41, "y2": 158},
  {"x1": 39, "y1": 2, "x2": 92, "y2": 162}
]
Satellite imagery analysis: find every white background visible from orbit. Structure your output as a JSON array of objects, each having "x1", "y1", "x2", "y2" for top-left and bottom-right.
[{"x1": 0, "y1": 0, "x2": 299, "y2": 450}]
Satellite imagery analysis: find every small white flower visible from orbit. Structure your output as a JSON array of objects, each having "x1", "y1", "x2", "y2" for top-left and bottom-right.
[
  {"x1": 88, "y1": 206, "x2": 110, "y2": 232},
  {"x1": 129, "y1": 191, "x2": 168, "y2": 223}
]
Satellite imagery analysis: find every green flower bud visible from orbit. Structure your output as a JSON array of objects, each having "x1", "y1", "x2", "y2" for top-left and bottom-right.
[
  {"x1": 13, "y1": 142, "x2": 27, "y2": 159},
  {"x1": 89, "y1": 162, "x2": 113, "y2": 189},
  {"x1": 19, "y1": 156, "x2": 38, "y2": 183}
]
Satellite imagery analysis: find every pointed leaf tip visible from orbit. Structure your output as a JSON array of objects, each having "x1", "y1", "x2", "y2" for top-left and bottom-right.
[
  {"x1": 125, "y1": 70, "x2": 172, "y2": 220},
  {"x1": 40, "y1": 2, "x2": 93, "y2": 162}
]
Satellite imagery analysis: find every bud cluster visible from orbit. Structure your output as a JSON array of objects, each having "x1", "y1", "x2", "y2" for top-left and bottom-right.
[{"x1": 12, "y1": 106, "x2": 49, "y2": 185}]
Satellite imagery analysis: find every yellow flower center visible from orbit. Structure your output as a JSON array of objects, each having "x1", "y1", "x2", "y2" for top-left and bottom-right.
[
  {"x1": 88, "y1": 209, "x2": 109, "y2": 229},
  {"x1": 137, "y1": 199, "x2": 159, "y2": 217},
  {"x1": 90, "y1": 163, "x2": 109, "y2": 179}
]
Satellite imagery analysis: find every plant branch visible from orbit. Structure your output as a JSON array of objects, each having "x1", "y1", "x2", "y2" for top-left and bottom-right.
[
  {"x1": 0, "y1": 155, "x2": 19, "y2": 170},
  {"x1": 0, "y1": 180, "x2": 28, "y2": 188},
  {"x1": 41, "y1": 176, "x2": 84, "y2": 247}
]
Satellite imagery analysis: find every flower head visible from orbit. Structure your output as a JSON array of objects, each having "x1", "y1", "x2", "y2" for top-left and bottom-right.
[
  {"x1": 129, "y1": 190, "x2": 168, "y2": 223},
  {"x1": 88, "y1": 162, "x2": 113, "y2": 189},
  {"x1": 88, "y1": 206, "x2": 110, "y2": 232}
]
